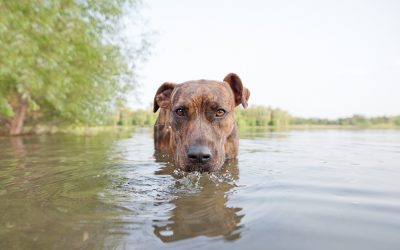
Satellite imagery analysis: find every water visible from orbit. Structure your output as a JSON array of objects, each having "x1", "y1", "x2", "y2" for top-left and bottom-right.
[{"x1": 1, "y1": 128, "x2": 400, "y2": 250}]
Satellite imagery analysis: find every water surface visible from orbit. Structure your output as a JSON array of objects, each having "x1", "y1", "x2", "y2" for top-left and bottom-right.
[{"x1": 0, "y1": 128, "x2": 400, "y2": 249}]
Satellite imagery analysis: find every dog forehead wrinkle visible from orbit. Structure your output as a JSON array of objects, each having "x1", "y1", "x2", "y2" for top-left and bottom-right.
[{"x1": 173, "y1": 87, "x2": 232, "y2": 111}]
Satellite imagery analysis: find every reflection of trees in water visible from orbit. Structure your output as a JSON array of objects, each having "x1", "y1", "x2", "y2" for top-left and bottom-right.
[
  {"x1": 9, "y1": 136, "x2": 27, "y2": 168},
  {"x1": 239, "y1": 126, "x2": 290, "y2": 139},
  {"x1": 153, "y1": 152, "x2": 244, "y2": 243},
  {"x1": 0, "y1": 135, "x2": 131, "y2": 250}
]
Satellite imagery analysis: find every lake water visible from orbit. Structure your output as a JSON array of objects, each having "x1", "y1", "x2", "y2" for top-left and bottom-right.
[{"x1": 0, "y1": 128, "x2": 400, "y2": 250}]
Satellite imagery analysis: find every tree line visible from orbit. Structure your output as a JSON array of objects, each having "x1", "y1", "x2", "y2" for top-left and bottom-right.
[
  {"x1": 119, "y1": 106, "x2": 400, "y2": 128},
  {"x1": 291, "y1": 114, "x2": 400, "y2": 127}
]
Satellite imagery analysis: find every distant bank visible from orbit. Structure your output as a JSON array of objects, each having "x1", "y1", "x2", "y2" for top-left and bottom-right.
[{"x1": 1, "y1": 106, "x2": 399, "y2": 136}]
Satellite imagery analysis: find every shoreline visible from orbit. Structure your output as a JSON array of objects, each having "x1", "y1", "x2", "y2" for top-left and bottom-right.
[{"x1": 1, "y1": 124, "x2": 399, "y2": 137}]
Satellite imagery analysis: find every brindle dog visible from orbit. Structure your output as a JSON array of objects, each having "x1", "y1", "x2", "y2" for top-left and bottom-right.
[{"x1": 153, "y1": 73, "x2": 250, "y2": 172}]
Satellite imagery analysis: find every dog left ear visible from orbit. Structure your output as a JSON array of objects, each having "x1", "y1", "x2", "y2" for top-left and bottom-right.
[
  {"x1": 223, "y1": 73, "x2": 250, "y2": 108},
  {"x1": 153, "y1": 82, "x2": 176, "y2": 112}
]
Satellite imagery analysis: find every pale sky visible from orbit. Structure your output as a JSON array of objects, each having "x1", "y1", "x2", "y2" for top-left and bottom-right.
[{"x1": 128, "y1": 0, "x2": 400, "y2": 119}]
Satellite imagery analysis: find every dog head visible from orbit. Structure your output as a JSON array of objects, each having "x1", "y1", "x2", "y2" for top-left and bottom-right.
[{"x1": 153, "y1": 73, "x2": 250, "y2": 171}]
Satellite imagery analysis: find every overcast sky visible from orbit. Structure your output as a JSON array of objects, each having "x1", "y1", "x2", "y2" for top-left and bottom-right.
[{"x1": 128, "y1": 0, "x2": 400, "y2": 119}]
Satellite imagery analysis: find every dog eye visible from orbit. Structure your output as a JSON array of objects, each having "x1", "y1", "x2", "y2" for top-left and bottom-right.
[
  {"x1": 175, "y1": 108, "x2": 185, "y2": 117},
  {"x1": 215, "y1": 109, "x2": 226, "y2": 117}
]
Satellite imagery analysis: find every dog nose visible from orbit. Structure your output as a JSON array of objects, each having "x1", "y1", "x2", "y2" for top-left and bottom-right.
[{"x1": 187, "y1": 145, "x2": 212, "y2": 163}]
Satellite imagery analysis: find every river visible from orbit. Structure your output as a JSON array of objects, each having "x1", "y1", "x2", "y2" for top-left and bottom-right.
[{"x1": 1, "y1": 128, "x2": 399, "y2": 249}]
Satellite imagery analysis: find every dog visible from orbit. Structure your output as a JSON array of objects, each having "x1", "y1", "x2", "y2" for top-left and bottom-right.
[{"x1": 153, "y1": 73, "x2": 250, "y2": 172}]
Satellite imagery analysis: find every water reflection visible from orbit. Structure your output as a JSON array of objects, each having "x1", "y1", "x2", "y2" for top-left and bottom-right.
[
  {"x1": 239, "y1": 126, "x2": 290, "y2": 139},
  {"x1": 9, "y1": 136, "x2": 27, "y2": 168},
  {"x1": 153, "y1": 152, "x2": 244, "y2": 243},
  {"x1": 0, "y1": 134, "x2": 132, "y2": 250}
]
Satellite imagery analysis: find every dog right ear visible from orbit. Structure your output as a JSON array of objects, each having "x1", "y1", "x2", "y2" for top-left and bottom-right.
[
  {"x1": 153, "y1": 82, "x2": 176, "y2": 112},
  {"x1": 223, "y1": 73, "x2": 250, "y2": 108}
]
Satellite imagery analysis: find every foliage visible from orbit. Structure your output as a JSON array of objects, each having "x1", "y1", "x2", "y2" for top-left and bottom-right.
[
  {"x1": 236, "y1": 105, "x2": 291, "y2": 127},
  {"x1": 0, "y1": 0, "x2": 143, "y2": 130},
  {"x1": 291, "y1": 114, "x2": 400, "y2": 127},
  {"x1": 130, "y1": 109, "x2": 157, "y2": 126},
  {"x1": 123, "y1": 106, "x2": 400, "y2": 129},
  {"x1": 113, "y1": 108, "x2": 156, "y2": 126}
]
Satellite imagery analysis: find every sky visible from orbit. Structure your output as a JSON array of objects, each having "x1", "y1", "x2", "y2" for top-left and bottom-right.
[{"x1": 127, "y1": 0, "x2": 400, "y2": 119}]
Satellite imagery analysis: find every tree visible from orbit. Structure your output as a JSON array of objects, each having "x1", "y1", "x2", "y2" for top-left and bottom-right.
[
  {"x1": 0, "y1": 0, "x2": 144, "y2": 135},
  {"x1": 351, "y1": 114, "x2": 369, "y2": 126}
]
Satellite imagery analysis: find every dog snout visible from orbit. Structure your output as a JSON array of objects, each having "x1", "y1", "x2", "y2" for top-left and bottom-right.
[{"x1": 187, "y1": 145, "x2": 212, "y2": 163}]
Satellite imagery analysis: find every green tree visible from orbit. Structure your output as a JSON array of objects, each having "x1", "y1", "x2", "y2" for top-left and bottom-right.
[
  {"x1": 350, "y1": 114, "x2": 369, "y2": 126},
  {"x1": 131, "y1": 108, "x2": 156, "y2": 126},
  {"x1": 0, "y1": 0, "x2": 144, "y2": 135}
]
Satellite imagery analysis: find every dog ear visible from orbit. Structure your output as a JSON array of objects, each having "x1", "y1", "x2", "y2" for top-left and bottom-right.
[
  {"x1": 153, "y1": 82, "x2": 176, "y2": 112},
  {"x1": 223, "y1": 73, "x2": 250, "y2": 108}
]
